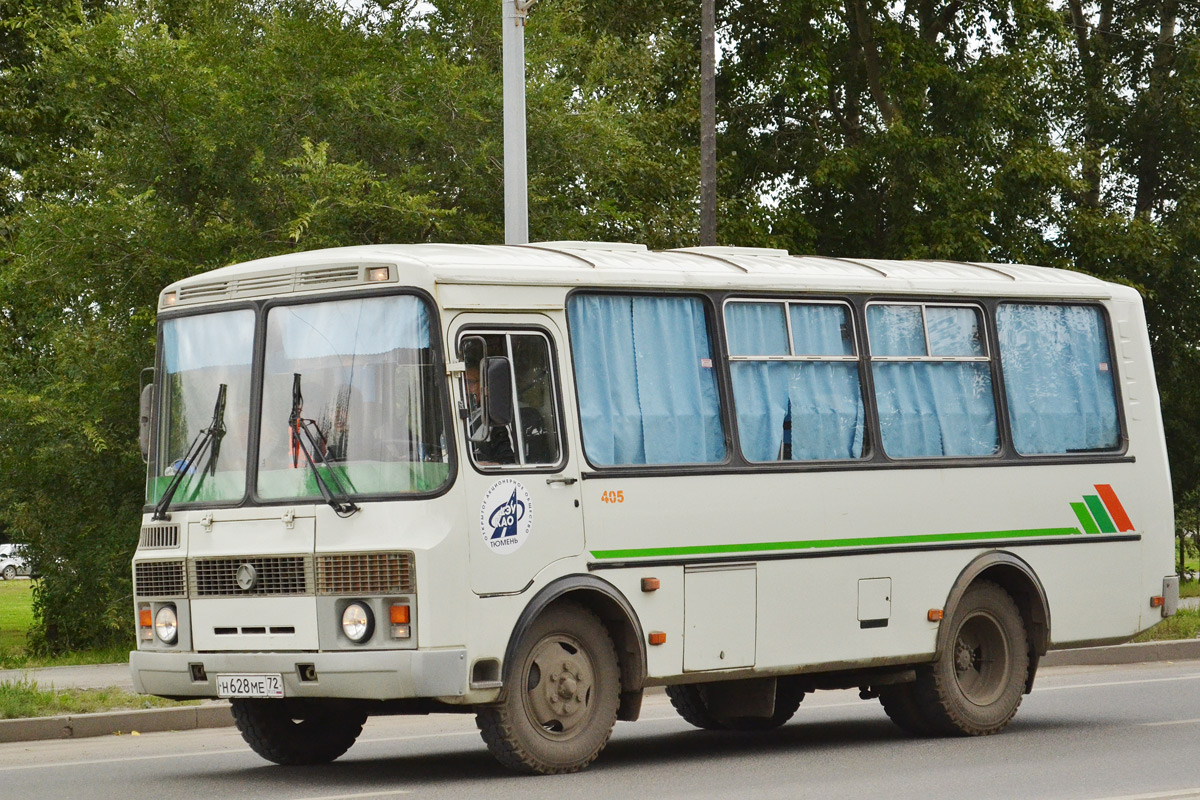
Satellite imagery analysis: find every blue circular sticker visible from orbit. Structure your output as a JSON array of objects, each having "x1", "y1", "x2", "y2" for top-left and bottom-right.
[{"x1": 479, "y1": 478, "x2": 533, "y2": 555}]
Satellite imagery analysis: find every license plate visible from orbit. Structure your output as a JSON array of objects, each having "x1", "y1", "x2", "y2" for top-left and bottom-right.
[{"x1": 216, "y1": 673, "x2": 284, "y2": 698}]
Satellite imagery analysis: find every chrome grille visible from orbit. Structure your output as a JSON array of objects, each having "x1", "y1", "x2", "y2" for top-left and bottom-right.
[
  {"x1": 139, "y1": 525, "x2": 179, "y2": 549},
  {"x1": 134, "y1": 560, "x2": 186, "y2": 598},
  {"x1": 317, "y1": 552, "x2": 415, "y2": 595},
  {"x1": 191, "y1": 556, "x2": 311, "y2": 597}
]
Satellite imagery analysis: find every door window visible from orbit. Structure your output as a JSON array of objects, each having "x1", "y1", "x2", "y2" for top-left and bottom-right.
[{"x1": 459, "y1": 330, "x2": 563, "y2": 469}]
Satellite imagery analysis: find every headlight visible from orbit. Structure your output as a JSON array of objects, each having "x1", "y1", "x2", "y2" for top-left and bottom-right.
[
  {"x1": 154, "y1": 605, "x2": 178, "y2": 645},
  {"x1": 341, "y1": 602, "x2": 374, "y2": 643}
]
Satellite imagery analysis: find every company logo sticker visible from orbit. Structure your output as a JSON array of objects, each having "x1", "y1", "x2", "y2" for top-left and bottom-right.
[{"x1": 480, "y1": 478, "x2": 533, "y2": 555}]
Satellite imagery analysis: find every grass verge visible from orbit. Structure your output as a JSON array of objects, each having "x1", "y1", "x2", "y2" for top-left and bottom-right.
[
  {"x1": 1133, "y1": 606, "x2": 1200, "y2": 642},
  {"x1": 0, "y1": 580, "x2": 131, "y2": 669},
  {"x1": 0, "y1": 679, "x2": 197, "y2": 720}
]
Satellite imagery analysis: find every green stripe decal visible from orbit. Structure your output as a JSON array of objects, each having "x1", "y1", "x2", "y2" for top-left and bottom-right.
[
  {"x1": 1071, "y1": 502, "x2": 1100, "y2": 534},
  {"x1": 1083, "y1": 495, "x2": 1117, "y2": 534},
  {"x1": 590, "y1": 527, "x2": 1082, "y2": 561}
]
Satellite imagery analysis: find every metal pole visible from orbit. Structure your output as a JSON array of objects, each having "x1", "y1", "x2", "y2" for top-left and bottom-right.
[
  {"x1": 699, "y1": 0, "x2": 717, "y2": 246},
  {"x1": 502, "y1": 0, "x2": 530, "y2": 245}
]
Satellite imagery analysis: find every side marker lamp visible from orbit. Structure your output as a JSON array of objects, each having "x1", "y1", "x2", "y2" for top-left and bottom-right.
[
  {"x1": 1151, "y1": 596, "x2": 1165, "y2": 608},
  {"x1": 927, "y1": 609, "x2": 944, "y2": 622}
]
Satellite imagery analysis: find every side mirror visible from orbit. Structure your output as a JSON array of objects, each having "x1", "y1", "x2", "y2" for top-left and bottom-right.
[
  {"x1": 481, "y1": 356, "x2": 514, "y2": 428},
  {"x1": 139, "y1": 369, "x2": 155, "y2": 463}
]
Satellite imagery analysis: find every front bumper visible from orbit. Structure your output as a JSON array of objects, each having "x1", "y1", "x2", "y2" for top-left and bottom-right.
[{"x1": 130, "y1": 647, "x2": 467, "y2": 700}]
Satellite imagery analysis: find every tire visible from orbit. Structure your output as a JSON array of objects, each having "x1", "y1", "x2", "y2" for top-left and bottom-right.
[
  {"x1": 666, "y1": 684, "x2": 727, "y2": 730},
  {"x1": 1, "y1": 565, "x2": 15, "y2": 581},
  {"x1": 475, "y1": 601, "x2": 621, "y2": 774},
  {"x1": 912, "y1": 580, "x2": 1030, "y2": 736},
  {"x1": 667, "y1": 679, "x2": 805, "y2": 731},
  {"x1": 877, "y1": 683, "x2": 933, "y2": 736},
  {"x1": 230, "y1": 699, "x2": 367, "y2": 765}
]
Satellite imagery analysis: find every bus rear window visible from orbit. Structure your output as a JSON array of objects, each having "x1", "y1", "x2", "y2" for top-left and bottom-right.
[{"x1": 996, "y1": 303, "x2": 1120, "y2": 455}]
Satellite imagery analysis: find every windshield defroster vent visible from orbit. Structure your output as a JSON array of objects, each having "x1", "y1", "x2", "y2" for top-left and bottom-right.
[{"x1": 139, "y1": 525, "x2": 180, "y2": 549}]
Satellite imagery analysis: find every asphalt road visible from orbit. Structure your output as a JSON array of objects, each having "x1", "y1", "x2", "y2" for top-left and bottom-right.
[{"x1": 3, "y1": 661, "x2": 1200, "y2": 800}]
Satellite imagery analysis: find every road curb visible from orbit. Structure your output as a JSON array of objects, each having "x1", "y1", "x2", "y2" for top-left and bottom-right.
[
  {"x1": 1, "y1": 641, "x2": 1198, "y2": 744},
  {"x1": 1041, "y1": 638, "x2": 1200, "y2": 667},
  {"x1": 0, "y1": 702, "x2": 233, "y2": 744}
]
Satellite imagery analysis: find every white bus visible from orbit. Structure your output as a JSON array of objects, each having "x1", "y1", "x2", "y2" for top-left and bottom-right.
[{"x1": 131, "y1": 242, "x2": 1177, "y2": 774}]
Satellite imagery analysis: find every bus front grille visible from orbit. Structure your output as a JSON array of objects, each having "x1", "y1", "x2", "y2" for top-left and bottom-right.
[
  {"x1": 190, "y1": 556, "x2": 312, "y2": 596},
  {"x1": 316, "y1": 552, "x2": 415, "y2": 595},
  {"x1": 134, "y1": 560, "x2": 187, "y2": 598}
]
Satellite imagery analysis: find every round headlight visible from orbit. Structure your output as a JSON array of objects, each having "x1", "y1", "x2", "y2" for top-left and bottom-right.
[
  {"x1": 154, "y1": 605, "x2": 178, "y2": 645},
  {"x1": 341, "y1": 602, "x2": 374, "y2": 643}
]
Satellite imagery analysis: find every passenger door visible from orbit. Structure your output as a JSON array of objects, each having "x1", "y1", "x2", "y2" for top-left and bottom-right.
[{"x1": 449, "y1": 315, "x2": 584, "y2": 595}]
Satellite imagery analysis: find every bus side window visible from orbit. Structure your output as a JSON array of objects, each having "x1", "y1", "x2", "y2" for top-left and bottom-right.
[
  {"x1": 459, "y1": 330, "x2": 563, "y2": 469},
  {"x1": 996, "y1": 303, "x2": 1120, "y2": 454}
]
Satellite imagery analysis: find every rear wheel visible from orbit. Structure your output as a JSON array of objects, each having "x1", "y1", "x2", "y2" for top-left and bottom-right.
[
  {"x1": 230, "y1": 699, "x2": 366, "y2": 765},
  {"x1": 912, "y1": 580, "x2": 1029, "y2": 736},
  {"x1": 666, "y1": 679, "x2": 805, "y2": 731},
  {"x1": 475, "y1": 601, "x2": 621, "y2": 774},
  {"x1": 1, "y1": 565, "x2": 15, "y2": 581},
  {"x1": 665, "y1": 684, "x2": 725, "y2": 730}
]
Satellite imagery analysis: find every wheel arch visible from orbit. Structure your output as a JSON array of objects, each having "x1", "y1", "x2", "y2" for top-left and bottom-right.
[
  {"x1": 502, "y1": 574, "x2": 647, "y2": 721},
  {"x1": 937, "y1": 551, "x2": 1051, "y2": 693}
]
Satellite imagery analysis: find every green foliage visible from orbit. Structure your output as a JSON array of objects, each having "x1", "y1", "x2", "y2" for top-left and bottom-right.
[
  {"x1": 1133, "y1": 607, "x2": 1200, "y2": 642},
  {"x1": 0, "y1": 678, "x2": 195, "y2": 719},
  {"x1": 3, "y1": 0, "x2": 1200, "y2": 650}
]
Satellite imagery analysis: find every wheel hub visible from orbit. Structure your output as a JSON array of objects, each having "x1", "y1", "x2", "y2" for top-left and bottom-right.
[{"x1": 524, "y1": 637, "x2": 595, "y2": 737}]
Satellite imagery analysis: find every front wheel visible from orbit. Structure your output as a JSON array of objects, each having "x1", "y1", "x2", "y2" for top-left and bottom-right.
[
  {"x1": 475, "y1": 601, "x2": 621, "y2": 774},
  {"x1": 912, "y1": 580, "x2": 1030, "y2": 736},
  {"x1": 1, "y1": 565, "x2": 15, "y2": 581},
  {"x1": 230, "y1": 699, "x2": 367, "y2": 765}
]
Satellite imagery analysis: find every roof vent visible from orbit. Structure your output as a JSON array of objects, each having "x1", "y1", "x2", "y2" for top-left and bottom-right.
[
  {"x1": 671, "y1": 246, "x2": 790, "y2": 257},
  {"x1": 531, "y1": 241, "x2": 648, "y2": 253}
]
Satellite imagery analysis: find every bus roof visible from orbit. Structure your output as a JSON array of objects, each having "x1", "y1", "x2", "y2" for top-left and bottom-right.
[{"x1": 159, "y1": 242, "x2": 1137, "y2": 311}]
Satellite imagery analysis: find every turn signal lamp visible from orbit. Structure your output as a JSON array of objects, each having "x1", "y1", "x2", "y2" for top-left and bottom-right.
[
  {"x1": 1151, "y1": 596, "x2": 1165, "y2": 608},
  {"x1": 139, "y1": 607, "x2": 153, "y2": 640},
  {"x1": 390, "y1": 603, "x2": 411, "y2": 639}
]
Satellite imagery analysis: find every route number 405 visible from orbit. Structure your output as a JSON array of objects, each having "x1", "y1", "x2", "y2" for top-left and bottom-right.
[{"x1": 600, "y1": 490, "x2": 625, "y2": 504}]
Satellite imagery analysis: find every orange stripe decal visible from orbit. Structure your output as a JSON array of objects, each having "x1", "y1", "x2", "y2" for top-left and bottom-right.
[{"x1": 1094, "y1": 484, "x2": 1135, "y2": 532}]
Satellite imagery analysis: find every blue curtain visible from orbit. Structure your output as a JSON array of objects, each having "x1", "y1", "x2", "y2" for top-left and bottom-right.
[
  {"x1": 869, "y1": 304, "x2": 998, "y2": 458},
  {"x1": 997, "y1": 304, "x2": 1119, "y2": 454},
  {"x1": 569, "y1": 295, "x2": 725, "y2": 465},
  {"x1": 726, "y1": 302, "x2": 864, "y2": 461},
  {"x1": 873, "y1": 363, "x2": 998, "y2": 457}
]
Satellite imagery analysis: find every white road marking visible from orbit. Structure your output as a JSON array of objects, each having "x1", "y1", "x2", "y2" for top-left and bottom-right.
[
  {"x1": 287, "y1": 791, "x2": 411, "y2": 800},
  {"x1": 1036, "y1": 673, "x2": 1200, "y2": 692},
  {"x1": 1086, "y1": 789, "x2": 1200, "y2": 799},
  {"x1": 1140, "y1": 717, "x2": 1200, "y2": 727}
]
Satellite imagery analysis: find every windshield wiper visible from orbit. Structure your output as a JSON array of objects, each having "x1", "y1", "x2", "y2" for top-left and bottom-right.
[
  {"x1": 152, "y1": 384, "x2": 227, "y2": 521},
  {"x1": 289, "y1": 373, "x2": 359, "y2": 518}
]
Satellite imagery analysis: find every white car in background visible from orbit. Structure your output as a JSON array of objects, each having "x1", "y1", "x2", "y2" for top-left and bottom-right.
[{"x1": 0, "y1": 544, "x2": 30, "y2": 580}]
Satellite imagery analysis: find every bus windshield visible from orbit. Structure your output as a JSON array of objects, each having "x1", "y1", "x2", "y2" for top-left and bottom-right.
[
  {"x1": 257, "y1": 294, "x2": 449, "y2": 500},
  {"x1": 149, "y1": 309, "x2": 255, "y2": 505}
]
